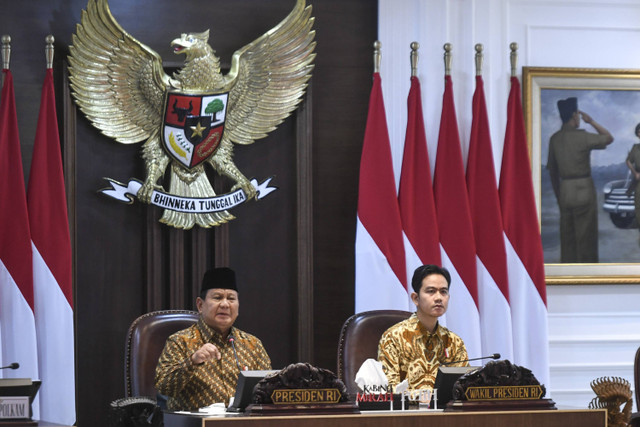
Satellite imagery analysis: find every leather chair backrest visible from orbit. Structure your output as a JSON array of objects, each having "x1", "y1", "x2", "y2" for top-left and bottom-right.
[
  {"x1": 635, "y1": 345, "x2": 640, "y2": 409},
  {"x1": 337, "y1": 310, "x2": 412, "y2": 396},
  {"x1": 125, "y1": 310, "x2": 199, "y2": 397}
]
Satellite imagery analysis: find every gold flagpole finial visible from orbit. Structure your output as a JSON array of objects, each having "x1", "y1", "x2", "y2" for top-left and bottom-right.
[
  {"x1": 510, "y1": 42, "x2": 518, "y2": 77},
  {"x1": 410, "y1": 42, "x2": 419, "y2": 77},
  {"x1": 475, "y1": 43, "x2": 484, "y2": 76},
  {"x1": 443, "y1": 43, "x2": 452, "y2": 76},
  {"x1": 373, "y1": 40, "x2": 381, "y2": 74},
  {"x1": 46, "y1": 35, "x2": 55, "y2": 69},
  {"x1": 2, "y1": 35, "x2": 11, "y2": 71}
]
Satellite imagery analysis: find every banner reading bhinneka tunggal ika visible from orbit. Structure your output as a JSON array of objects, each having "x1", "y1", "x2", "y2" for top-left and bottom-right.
[{"x1": 99, "y1": 177, "x2": 277, "y2": 213}]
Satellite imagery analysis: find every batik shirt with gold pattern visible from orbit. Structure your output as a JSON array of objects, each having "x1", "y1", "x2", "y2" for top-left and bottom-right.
[
  {"x1": 155, "y1": 318, "x2": 271, "y2": 410},
  {"x1": 377, "y1": 314, "x2": 468, "y2": 391}
]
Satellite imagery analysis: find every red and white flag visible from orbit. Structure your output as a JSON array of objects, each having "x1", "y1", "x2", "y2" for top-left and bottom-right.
[
  {"x1": 467, "y1": 75, "x2": 513, "y2": 361},
  {"x1": 499, "y1": 76, "x2": 549, "y2": 388},
  {"x1": 398, "y1": 76, "x2": 441, "y2": 292},
  {"x1": 433, "y1": 75, "x2": 481, "y2": 358},
  {"x1": 27, "y1": 68, "x2": 76, "y2": 425},
  {"x1": 355, "y1": 72, "x2": 410, "y2": 312},
  {"x1": 0, "y1": 69, "x2": 40, "y2": 418}
]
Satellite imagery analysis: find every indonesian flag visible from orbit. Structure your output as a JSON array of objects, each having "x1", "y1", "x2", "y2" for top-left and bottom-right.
[
  {"x1": 466, "y1": 75, "x2": 513, "y2": 362},
  {"x1": 398, "y1": 76, "x2": 441, "y2": 292},
  {"x1": 499, "y1": 76, "x2": 550, "y2": 388},
  {"x1": 0, "y1": 69, "x2": 40, "y2": 418},
  {"x1": 27, "y1": 68, "x2": 76, "y2": 425},
  {"x1": 433, "y1": 75, "x2": 481, "y2": 359},
  {"x1": 355, "y1": 72, "x2": 411, "y2": 312}
]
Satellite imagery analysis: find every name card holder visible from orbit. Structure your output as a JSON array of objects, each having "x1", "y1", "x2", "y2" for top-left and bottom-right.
[
  {"x1": 0, "y1": 396, "x2": 30, "y2": 420},
  {"x1": 0, "y1": 379, "x2": 41, "y2": 422}
]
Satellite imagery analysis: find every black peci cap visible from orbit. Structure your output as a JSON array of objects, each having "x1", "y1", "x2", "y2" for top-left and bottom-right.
[
  {"x1": 557, "y1": 97, "x2": 578, "y2": 123},
  {"x1": 201, "y1": 267, "x2": 237, "y2": 293}
]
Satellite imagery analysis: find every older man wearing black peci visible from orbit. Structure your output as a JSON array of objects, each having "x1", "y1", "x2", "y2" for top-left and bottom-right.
[{"x1": 155, "y1": 267, "x2": 271, "y2": 411}]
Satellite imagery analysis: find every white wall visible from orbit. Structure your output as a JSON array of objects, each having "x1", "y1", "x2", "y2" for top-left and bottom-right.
[
  {"x1": 548, "y1": 284, "x2": 640, "y2": 410},
  {"x1": 379, "y1": 0, "x2": 640, "y2": 411}
]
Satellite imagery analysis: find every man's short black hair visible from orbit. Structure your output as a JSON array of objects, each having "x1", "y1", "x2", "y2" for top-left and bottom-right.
[{"x1": 411, "y1": 264, "x2": 451, "y2": 294}]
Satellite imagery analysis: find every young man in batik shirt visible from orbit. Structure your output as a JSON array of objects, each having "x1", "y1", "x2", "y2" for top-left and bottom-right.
[{"x1": 378, "y1": 264, "x2": 468, "y2": 392}]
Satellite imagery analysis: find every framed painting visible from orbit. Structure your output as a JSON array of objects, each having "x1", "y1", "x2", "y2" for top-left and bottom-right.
[{"x1": 523, "y1": 66, "x2": 640, "y2": 284}]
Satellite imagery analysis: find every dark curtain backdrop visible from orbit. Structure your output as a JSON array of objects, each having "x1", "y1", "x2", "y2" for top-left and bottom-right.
[{"x1": 0, "y1": 0, "x2": 376, "y2": 425}]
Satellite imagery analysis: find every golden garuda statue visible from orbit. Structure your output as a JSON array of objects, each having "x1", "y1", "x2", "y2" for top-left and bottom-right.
[
  {"x1": 588, "y1": 376, "x2": 633, "y2": 427},
  {"x1": 69, "y1": 0, "x2": 315, "y2": 229}
]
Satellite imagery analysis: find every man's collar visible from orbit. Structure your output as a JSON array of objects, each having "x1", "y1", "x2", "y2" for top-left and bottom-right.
[
  {"x1": 197, "y1": 317, "x2": 234, "y2": 343},
  {"x1": 418, "y1": 321, "x2": 440, "y2": 336},
  {"x1": 410, "y1": 313, "x2": 440, "y2": 336}
]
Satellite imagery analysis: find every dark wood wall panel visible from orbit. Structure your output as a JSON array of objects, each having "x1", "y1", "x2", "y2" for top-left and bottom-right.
[
  {"x1": 311, "y1": 0, "x2": 378, "y2": 372},
  {"x1": 74, "y1": 117, "x2": 148, "y2": 424},
  {"x1": 1, "y1": 1, "x2": 376, "y2": 425},
  {"x1": 227, "y1": 117, "x2": 298, "y2": 371},
  {"x1": 296, "y1": 87, "x2": 314, "y2": 364},
  {"x1": 145, "y1": 210, "x2": 165, "y2": 310}
]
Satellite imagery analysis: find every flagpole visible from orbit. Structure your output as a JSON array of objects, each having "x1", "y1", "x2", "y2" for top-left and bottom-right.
[
  {"x1": 1, "y1": 35, "x2": 9, "y2": 86},
  {"x1": 475, "y1": 43, "x2": 483, "y2": 76},
  {"x1": 410, "y1": 42, "x2": 418, "y2": 77},
  {"x1": 355, "y1": 39, "x2": 410, "y2": 312},
  {"x1": 443, "y1": 43, "x2": 452, "y2": 77},
  {"x1": 46, "y1": 35, "x2": 54, "y2": 70},
  {"x1": 500, "y1": 41, "x2": 550, "y2": 388},
  {"x1": 434, "y1": 41, "x2": 483, "y2": 358},
  {"x1": 0, "y1": 30, "x2": 41, "y2": 419},
  {"x1": 373, "y1": 40, "x2": 381, "y2": 74},
  {"x1": 510, "y1": 42, "x2": 518, "y2": 78},
  {"x1": 29, "y1": 32, "x2": 76, "y2": 424}
]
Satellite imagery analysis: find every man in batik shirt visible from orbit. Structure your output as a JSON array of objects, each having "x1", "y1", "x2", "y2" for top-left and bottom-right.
[
  {"x1": 377, "y1": 264, "x2": 468, "y2": 392},
  {"x1": 155, "y1": 268, "x2": 271, "y2": 410}
]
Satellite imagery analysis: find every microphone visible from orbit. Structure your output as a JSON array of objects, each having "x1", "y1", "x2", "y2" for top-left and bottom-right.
[
  {"x1": 228, "y1": 336, "x2": 243, "y2": 371},
  {"x1": 0, "y1": 362, "x2": 19, "y2": 370},
  {"x1": 442, "y1": 353, "x2": 500, "y2": 366}
]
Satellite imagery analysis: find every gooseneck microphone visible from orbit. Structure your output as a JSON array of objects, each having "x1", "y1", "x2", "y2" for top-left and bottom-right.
[
  {"x1": 0, "y1": 362, "x2": 19, "y2": 370},
  {"x1": 442, "y1": 353, "x2": 500, "y2": 366},
  {"x1": 228, "y1": 336, "x2": 243, "y2": 371}
]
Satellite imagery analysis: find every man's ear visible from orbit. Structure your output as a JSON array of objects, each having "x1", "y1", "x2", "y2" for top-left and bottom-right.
[
  {"x1": 196, "y1": 297, "x2": 203, "y2": 313},
  {"x1": 410, "y1": 292, "x2": 419, "y2": 307}
]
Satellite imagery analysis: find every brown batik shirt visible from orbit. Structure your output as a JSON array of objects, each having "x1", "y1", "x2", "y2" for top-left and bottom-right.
[
  {"x1": 155, "y1": 318, "x2": 271, "y2": 410},
  {"x1": 377, "y1": 313, "x2": 468, "y2": 391}
]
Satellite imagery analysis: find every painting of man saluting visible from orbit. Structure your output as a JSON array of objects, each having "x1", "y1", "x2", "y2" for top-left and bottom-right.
[{"x1": 546, "y1": 97, "x2": 614, "y2": 263}]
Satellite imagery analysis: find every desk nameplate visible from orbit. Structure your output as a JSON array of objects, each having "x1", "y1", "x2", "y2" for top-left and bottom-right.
[
  {"x1": 0, "y1": 397, "x2": 29, "y2": 420},
  {"x1": 270, "y1": 389, "x2": 342, "y2": 405},
  {"x1": 464, "y1": 385, "x2": 544, "y2": 401}
]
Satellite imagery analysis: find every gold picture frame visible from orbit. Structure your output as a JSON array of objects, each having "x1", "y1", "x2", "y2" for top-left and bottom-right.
[{"x1": 523, "y1": 66, "x2": 640, "y2": 284}]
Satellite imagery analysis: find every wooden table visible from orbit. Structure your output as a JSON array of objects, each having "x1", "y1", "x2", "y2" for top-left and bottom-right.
[{"x1": 165, "y1": 408, "x2": 607, "y2": 427}]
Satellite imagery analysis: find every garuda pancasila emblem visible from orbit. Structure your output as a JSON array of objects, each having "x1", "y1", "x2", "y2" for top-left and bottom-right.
[
  {"x1": 68, "y1": 0, "x2": 315, "y2": 229},
  {"x1": 588, "y1": 376, "x2": 633, "y2": 427}
]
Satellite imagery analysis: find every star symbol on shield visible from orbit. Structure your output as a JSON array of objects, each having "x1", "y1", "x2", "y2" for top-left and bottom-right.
[{"x1": 190, "y1": 121, "x2": 206, "y2": 138}]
